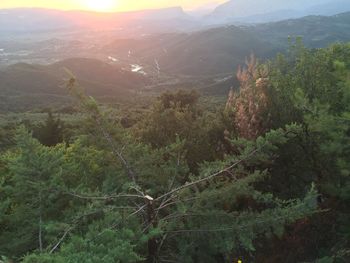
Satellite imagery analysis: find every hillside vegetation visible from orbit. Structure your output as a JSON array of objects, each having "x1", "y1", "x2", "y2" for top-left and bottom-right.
[
  {"x1": 0, "y1": 42, "x2": 349, "y2": 262},
  {"x1": 0, "y1": 58, "x2": 149, "y2": 111},
  {"x1": 105, "y1": 12, "x2": 350, "y2": 75}
]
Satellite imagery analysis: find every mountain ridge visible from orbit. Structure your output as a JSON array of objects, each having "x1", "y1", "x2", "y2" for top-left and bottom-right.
[
  {"x1": 0, "y1": 57, "x2": 149, "y2": 96},
  {"x1": 0, "y1": 6, "x2": 194, "y2": 33},
  {"x1": 208, "y1": 0, "x2": 350, "y2": 23}
]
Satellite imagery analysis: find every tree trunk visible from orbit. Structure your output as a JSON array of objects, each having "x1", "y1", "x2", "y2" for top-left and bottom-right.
[
  {"x1": 146, "y1": 199, "x2": 158, "y2": 263},
  {"x1": 39, "y1": 192, "x2": 43, "y2": 252}
]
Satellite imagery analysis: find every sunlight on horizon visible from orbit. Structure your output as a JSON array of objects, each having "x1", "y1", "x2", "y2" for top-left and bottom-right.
[
  {"x1": 0, "y1": 0, "x2": 226, "y2": 12},
  {"x1": 85, "y1": 0, "x2": 118, "y2": 12}
]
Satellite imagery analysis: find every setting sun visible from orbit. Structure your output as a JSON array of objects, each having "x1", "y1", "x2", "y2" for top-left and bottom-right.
[
  {"x1": 0, "y1": 1, "x2": 226, "y2": 12},
  {"x1": 85, "y1": 0, "x2": 117, "y2": 12}
]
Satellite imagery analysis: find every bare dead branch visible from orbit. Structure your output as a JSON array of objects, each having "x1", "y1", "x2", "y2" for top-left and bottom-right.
[
  {"x1": 49, "y1": 226, "x2": 74, "y2": 254},
  {"x1": 156, "y1": 197, "x2": 199, "y2": 211},
  {"x1": 63, "y1": 191, "x2": 146, "y2": 201}
]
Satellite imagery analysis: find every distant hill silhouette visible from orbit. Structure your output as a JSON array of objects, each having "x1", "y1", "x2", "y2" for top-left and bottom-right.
[
  {"x1": 207, "y1": 0, "x2": 350, "y2": 23},
  {"x1": 250, "y1": 12, "x2": 350, "y2": 48},
  {"x1": 0, "y1": 7, "x2": 197, "y2": 37},
  {"x1": 0, "y1": 58, "x2": 149, "y2": 111},
  {"x1": 105, "y1": 27, "x2": 277, "y2": 76}
]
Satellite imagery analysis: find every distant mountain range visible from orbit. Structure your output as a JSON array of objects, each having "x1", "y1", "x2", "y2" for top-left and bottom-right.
[
  {"x1": 103, "y1": 12, "x2": 350, "y2": 76},
  {"x1": 250, "y1": 12, "x2": 350, "y2": 48},
  {"x1": 1, "y1": 1, "x2": 350, "y2": 37},
  {"x1": 207, "y1": 0, "x2": 350, "y2": 23},
  {"x1": 209, "y1": 0, "x2": 327, "y2": 17},
  {"x1": 1, "y1": 10, "x2": 350, "y2": 111},
  {"x1": 0, "y1": 7, "x2": 197, "y2": 37}
]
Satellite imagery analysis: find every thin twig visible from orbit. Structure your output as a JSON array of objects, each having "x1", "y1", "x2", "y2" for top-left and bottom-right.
[
  {"x1": 49, "y1": 226, "x2": 74, "y2": 254},
  {"x1": 95, "y1": 116, "x2": 137, "y2": 183},
  {"x1": 156, "y1": 197, "x2": 199, "y2": 211},
  {"x1": 63, "y1": 191, "x2": 146, "y2": 201}
]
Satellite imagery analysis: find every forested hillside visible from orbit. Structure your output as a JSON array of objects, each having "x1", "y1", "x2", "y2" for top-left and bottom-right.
[
  {"x1": 0, "y1": 42, "x2": 349, "y2": 262},
  {"x1": 105, "y1": 12, "x2": 350, "y2": 76},
  {"x1": 251, "y1": 11, "x2": 350, "y2": 48},
  {"x1": 0, "y1": 58, "x2": 149, "y2": 112}
]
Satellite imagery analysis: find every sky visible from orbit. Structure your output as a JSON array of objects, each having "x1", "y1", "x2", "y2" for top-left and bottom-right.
[{"x1": 0, "y1": 0, "x2": 226, "y2": 12}]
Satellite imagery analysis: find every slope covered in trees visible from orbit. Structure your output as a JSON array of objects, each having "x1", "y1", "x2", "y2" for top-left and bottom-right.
[
  {"x1": 104, "y1": 12, "x2": 350, "y2": 76},
  {"x1": 0, "y1": 42, "x2": 349, "y2": 262},
  {"x1": 0, "y1": 58, "x2": 150, "y2": 112}
]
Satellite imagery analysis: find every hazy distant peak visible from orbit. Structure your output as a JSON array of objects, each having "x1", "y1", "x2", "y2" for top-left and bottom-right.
[
  {"x1": 211, "y1": 0, "x2": 332, "y2": 18},
  {"x1": 187, "y1": 2, "x2": 222, "y2": 17},
  {"x1": 124, "y1": 6, "x2": 189, "y2": 20},
  {"x1": 206, "y1": 0, "x2": 350, "y2": 24},
  {"x1": 0, "y1": 6, "x2": 192, "y2": 33}
]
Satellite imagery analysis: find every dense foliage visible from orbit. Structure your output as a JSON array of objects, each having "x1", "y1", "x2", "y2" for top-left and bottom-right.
[{"x1": 0, "y1": 42, "x2": 349, "y2": 262}]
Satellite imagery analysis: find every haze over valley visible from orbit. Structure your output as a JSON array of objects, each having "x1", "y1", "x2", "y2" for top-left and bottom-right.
[{"x1": 1, "y1": 1, "x2": 350, "y2": 111}]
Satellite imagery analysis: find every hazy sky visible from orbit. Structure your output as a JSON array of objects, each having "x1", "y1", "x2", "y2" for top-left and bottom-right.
[{"x1": 0, "y1": 0, "x2": 226, "y2": 12}]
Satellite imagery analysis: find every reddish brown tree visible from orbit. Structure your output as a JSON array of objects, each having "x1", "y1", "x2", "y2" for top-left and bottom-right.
[{"x1": 226, "y1": 55, "x2": 271, "y2": 140}]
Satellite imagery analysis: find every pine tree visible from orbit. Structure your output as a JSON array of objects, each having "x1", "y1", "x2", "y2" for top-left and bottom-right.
[{"x1": 33, "y1": 111, "x2": 64, "y2": 147}]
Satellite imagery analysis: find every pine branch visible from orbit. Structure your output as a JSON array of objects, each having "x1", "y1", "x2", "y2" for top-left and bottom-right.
[
  {"x1": 66, "y1": 76, "x2": 139, "y2": 185},
  {"x1": 155, "y1": 145, "x2": 262, "y2": 202},
  {"x1": 94, "y1": 115, "x2": 137, "y2": 183}
]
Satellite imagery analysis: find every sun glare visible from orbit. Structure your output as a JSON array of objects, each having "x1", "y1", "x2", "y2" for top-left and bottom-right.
[{"x1": 85, "y1": 0, "x2": 117, "y2": 12}]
